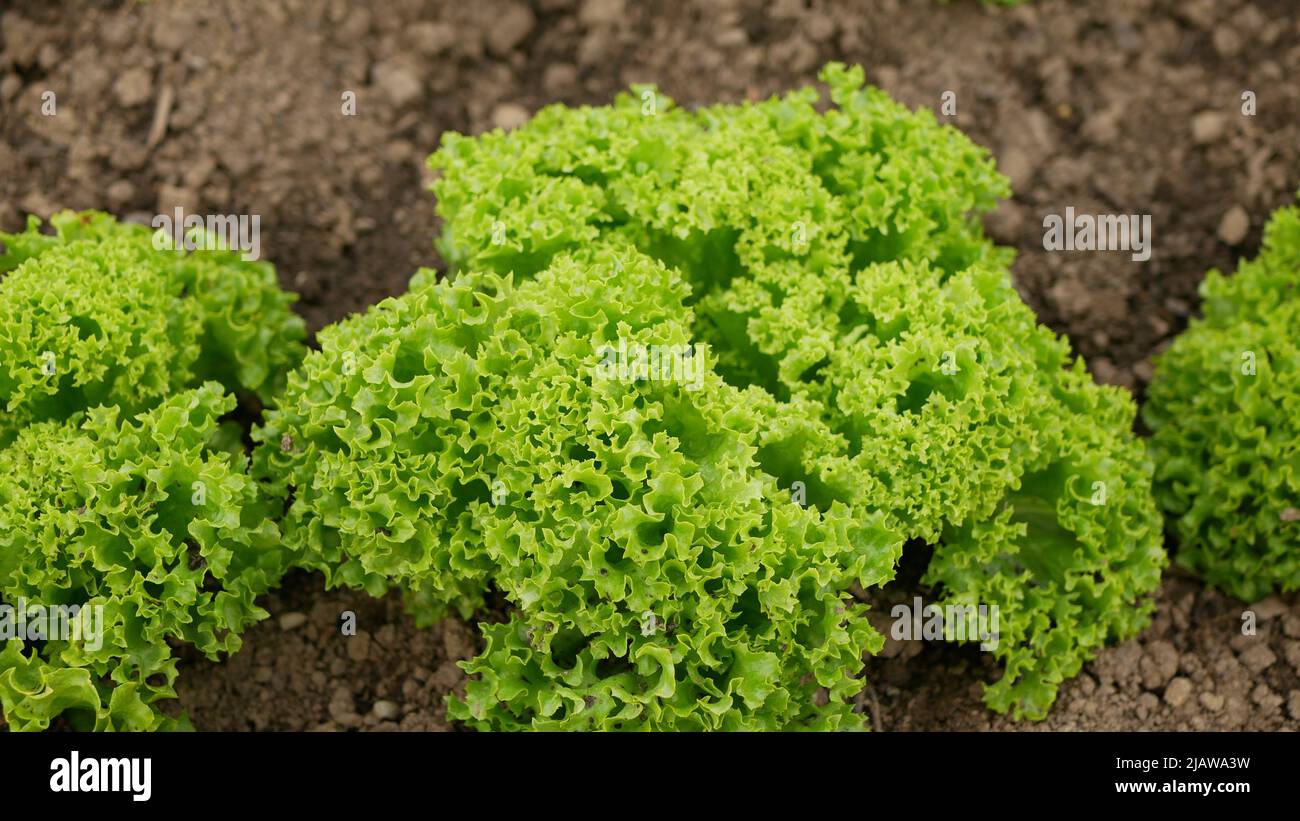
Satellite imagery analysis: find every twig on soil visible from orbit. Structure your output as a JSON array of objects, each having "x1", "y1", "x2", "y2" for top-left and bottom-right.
[{"x1": 146, "y1": 84, "x2": 175, "y2": 150}]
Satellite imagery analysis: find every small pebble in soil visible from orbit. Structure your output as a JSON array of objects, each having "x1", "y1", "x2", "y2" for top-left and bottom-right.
[
  {"x1": 543, "y1": 63, "x2": 579, "y2": 96},
  {"x1": 1252, "y1": 684, "x2": 1282, "y2": 712},
  {"x1": 580, "y1": 0, "x2": 627, "y2": 28},
  {"x1": 1217, "y1": 205, "x2": 1250, "y2": 245},
  {"x1": 492, "y1": 102, "x2": 531, "y2": 130},
  {"x1": 1191, "y1": 110, "x2": 1226, "y2": 144},
  {"x1": 486, "y1": 2, "x2": 536, "y2": 56},
  {"x1": 106, "y1": 180, "x2": 135, "y2": 209},
  {"x1": 372, "y1": 59, "x2": 423, "y2": 108},
  {"x1": 372, "y1": 700, "x2": 400, "y2": 721},
  {"x1": 1238, "y1": 644, "x2": 1276, "y2": 674},
  {"x1": 408, "y1": 22, "x2": 455, "y2": 56},
  {"x1": 0, "y1": 74, "x2": 20, "y2": 102},
  {"x1": 1140, "y1": 639, "x2": 1179, "y2": 690},
  {"x1": 1250, "y1": 597, "x2": 1288, "y2": 620},
  {"x1": 328, "y1": 693, "x2": 359, "y2": 727},
  {"x1": 279, "y1": 611, "x2": 307, "y2": 631},
  {"x1": 1164, "y1": 677, "x2": 1193, "y2": 707},
  {"x1": 112, "y1": 67, "x2": 153, "y2": 107},
  {"x1": 1284, "y1": 615, "x2": 1300, "y2": 640},
  {"x1": 1136, "y1": 692, "x2": 1159, "y2": 720},
  {"x1": 1212, "y1": 27, "x2": 1242, "y2": 58}
]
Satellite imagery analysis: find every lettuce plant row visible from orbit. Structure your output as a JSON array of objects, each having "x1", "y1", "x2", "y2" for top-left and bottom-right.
[{"x1": 12, "y1": 64, "x2": 1286, "y2": 732}]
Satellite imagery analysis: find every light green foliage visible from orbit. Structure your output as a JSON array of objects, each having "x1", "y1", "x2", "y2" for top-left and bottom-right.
[
  {"x1": 0, "y1": 210, "x2": 303, "y2": 731},
  {"x1": 0, "y1": 384, "x2": 287, "y2": 731},
  {"x1": 1146, "y1": 202, "x2": 1300, "y2": 602},
  {"x1": 0, "y1": 210, "x2": 306, "y2": 447},
  {"x1": 257, "y1": 251, "x2": 902, "y2": 729},
  {"x1": 423, "y1": 64, "x2": 1165, "y2": 721}
]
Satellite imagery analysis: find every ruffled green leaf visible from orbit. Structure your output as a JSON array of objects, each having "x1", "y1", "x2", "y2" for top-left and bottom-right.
[
  {"x1": 424, "y1": 63, "x2": 1164, "y2": 721},
  {"x1": 0, "y1": 384, "x2": 287, "y2": 731},
  {"x1": 1146, "y1": 200, "x2": 1300, "y2": 602},
  {"x1": 259, "y1": 249, "x2": 901, "y2": 730},
  {"x1": 0, "y1": 210, "x2": 305, "y2": 447}
]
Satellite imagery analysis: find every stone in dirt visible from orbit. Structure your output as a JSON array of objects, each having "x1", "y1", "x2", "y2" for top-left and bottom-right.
[
  {"x1": 1238, "y1": 643, "x2": 1276, "y2": 674},
  {"x1": 492, "y1": 102, "x2": 530, "y2": 130},
  {"x1": 1140, "y1": 640, "x2": 1180, "y2": 691},
  {"x1": 1164, "y1": 677, "x2": 1193, "y2": 707},
  {"x1": 1249, "y1": 596, "x2": 1287, "y2": 620},
  {"x1": 112, "y1": 68, "x2": 153, "y2": 107},
  {"x1": 373, "y1": 59, "x2": 423, "y2": 108},
  {"x1": 487, "y1": 2, "x2": 536, "y2": 56},
  {"x1": 1191, "y1": 110, "x2": 1226, "y2": 144},
  {"x1": 580, "y1": 0, "x2": 626, "y2": 27},
  {"x1": 328, "y1": 687, "x2": 358, "y2": 726},
  {"x1": 409, "y1": 22, "x2": 455, "y2": 56},
  {"x1": 1252, "y1": 684, "x2": 1282, "y2": 711},
  {"x1": 1217, "y1": 205, "x2": 1250, "y2": 245}
]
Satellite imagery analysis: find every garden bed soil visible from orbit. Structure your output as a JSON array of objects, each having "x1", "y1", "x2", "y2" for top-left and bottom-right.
[{"x1": 2, "y1": 0, "x2": 1298, "y2": 730}]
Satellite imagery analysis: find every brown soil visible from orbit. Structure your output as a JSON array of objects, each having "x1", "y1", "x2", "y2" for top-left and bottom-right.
[
  {"x1": 865, "y1": 569, "x2": 1300, "y2": 731},
  {"x1": 3, "y1": 0, "x2": 1298, "y2": 730},
  {"x1": 164, "y1": 576, "x2": 477, "y2": 731}
]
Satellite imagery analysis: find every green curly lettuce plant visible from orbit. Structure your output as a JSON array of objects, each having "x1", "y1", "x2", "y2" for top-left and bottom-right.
[
  {"x1": 0, "y1": 384, "x2": 287, "y2": 731},
  {"x1": 256, "y1": 250, "x2": 902, "y2": 729},
  {"x1": 423, "y1": 63, "x2": 1165, "y2": 721},
  {"x1": 1145, "y1": 201, "x2": 1300, "y2": 602},
  {"x1": 0, "y1": 210, "x2": 306, "y2": 447}
]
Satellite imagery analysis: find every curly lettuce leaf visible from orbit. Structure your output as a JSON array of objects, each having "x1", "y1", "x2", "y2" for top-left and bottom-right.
[
  {"x1": 0, "y1": 384, "x2": 287, "y2": 731},
  {"x1": 1146, "y1": 201, "x2": 1300, "y2": 602},
  {"x1": 0, "y1": 210, "x2": 305, "y2": 447},
  {"x1": 425, "y1": 63, "x2": 1165, "y2": 720},
  {"x1": 258, "y1": 249, "x2": 903, "y2": 730}
]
